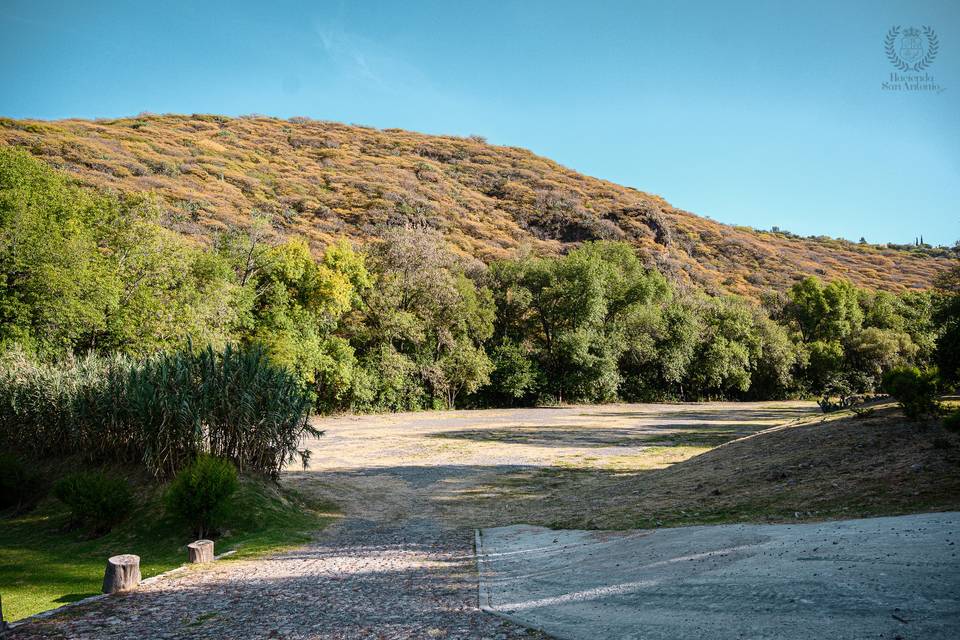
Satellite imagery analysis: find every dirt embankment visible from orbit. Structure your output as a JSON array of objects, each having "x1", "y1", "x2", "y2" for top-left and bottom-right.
[{"x1": 463, "y1": 403, "x2": 960, "y2": 530}]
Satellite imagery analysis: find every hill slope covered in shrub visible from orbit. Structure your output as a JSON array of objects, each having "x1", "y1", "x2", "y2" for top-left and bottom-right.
[{"x1": 1, "y1": 114, "x2": 951, "y2": 299}]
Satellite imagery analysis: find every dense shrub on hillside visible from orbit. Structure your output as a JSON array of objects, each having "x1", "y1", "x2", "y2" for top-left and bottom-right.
[
  {"x1": 53, "y1": 472, "x2": 133, "y2": 534},
  {"x1": 165, "y1": 455, "x2": 239, "y2": 538},
  {"x1": 0, "y1": 345, "x2": 317, "y2": 478},
  {"x1": 881, "y1": 366, "x2": 940, "y2": 419}
]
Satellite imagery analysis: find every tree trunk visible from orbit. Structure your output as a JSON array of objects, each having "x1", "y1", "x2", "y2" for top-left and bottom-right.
[
  {"x1": 188, "y1": 539, "x2": 215, "y2": 563},
  {"x1": 102, "y1": 554, "x2": 141, "y2": 594}
]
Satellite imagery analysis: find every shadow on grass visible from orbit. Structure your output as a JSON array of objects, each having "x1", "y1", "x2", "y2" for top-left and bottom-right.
[
  {"x1": 53, "y1": 593, "x2": 97, "y2": 604},
  {"x1": 0, "y1": 475, "x2": 337, "y2": 623}
]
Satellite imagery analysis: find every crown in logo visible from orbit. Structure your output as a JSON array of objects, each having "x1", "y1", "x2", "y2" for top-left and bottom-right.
[{"x1": 903, "y1": 27, "x2": 921, "y2": 38}]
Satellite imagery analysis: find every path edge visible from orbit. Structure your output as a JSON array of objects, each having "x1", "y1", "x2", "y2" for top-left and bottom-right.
[
  {"x1": 474, "y1": 527, "x2": 570, "y2": 640},
  {"x1": 6, "y1": 549, "x2": 237, "y2": 631}
]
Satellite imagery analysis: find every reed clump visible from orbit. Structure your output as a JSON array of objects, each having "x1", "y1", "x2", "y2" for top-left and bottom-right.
[{"x1": 0, "y1": 344, "x2": 317, "y2": 478}]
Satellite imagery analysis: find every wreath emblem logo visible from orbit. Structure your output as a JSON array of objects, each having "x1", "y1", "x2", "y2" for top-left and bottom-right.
[{"x1": 885, "y1": 26, "x2": 939, "y2": 71}]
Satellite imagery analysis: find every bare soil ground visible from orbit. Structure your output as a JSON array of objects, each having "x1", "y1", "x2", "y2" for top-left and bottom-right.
[{"x1": 288, "y1": 400, "x2": 960, "y2": 530}]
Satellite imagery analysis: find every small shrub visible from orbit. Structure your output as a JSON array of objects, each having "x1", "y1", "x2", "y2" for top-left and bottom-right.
[
  {"x1": 944, "y1": 410, "x2": 960, "y2": 433},
  {"x1": 851, "y1": 405, "x2": 875, "y2": 419},
  {"x1": 881, "y1": 366, "x2": 940, "y2": 420},
  {"x1": 0, "y1": 453, "x2": 46, "y2": 513},
  {"x1": 165, "y1": 455, "x2": 239, "y2": 538},
  {"x1": 53, "y1": 472, "x2": 134, "y2": 535},
  {"x1": 818, "y1": 397, "x2": 841, "y2": 413}
]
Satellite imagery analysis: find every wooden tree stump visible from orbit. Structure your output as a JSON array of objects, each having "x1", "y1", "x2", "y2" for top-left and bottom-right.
[
  {"x1": 188, "y1": 539, "x2": 214, "y2": 563},
  {"x1": 102, "y1": 554, "x2": 141, "y2": 594}
]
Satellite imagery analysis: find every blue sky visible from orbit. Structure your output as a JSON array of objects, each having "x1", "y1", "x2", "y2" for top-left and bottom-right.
[{"x1": 2, "y1": 0, "x2": 957, "y2": 245}]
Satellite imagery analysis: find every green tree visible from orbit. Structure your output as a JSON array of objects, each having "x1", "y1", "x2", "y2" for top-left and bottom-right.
[
  {"x1": 490, "y1": 241, "x2": 669, "y2": 403},
  {"x1": 748, "y1": 312, "x2": 798, "y2": 399},
  {"x1": 95, "y1": 200, "x2": 246, "y2": 354},
  {"x1": 784, "y1": 276, "x2": 889, "y2": 394},
  {"x1": 0, "y1": 148, "x2": 248, "y2": 358},
  {"x1": 688, "y1": 298, "x2": 757, "y2": 399},
  {"x1": 486, "y1": 338, "x2": 539, "y2": 404},
  {"x1": 786, "y1": 277, "x2": 863, "y2": 344},
  {"x1": 351, "y1": 226, "x2": 495, "y2": 410},
  {"x1": 846, "y1": 326, "x2": 917, "y2": 390},
  {"x1": 427, "y1": 339, "x2": 494, "y2": 409},
  {"x1": 0, "y1": 148, "x2": 120, "y2": 356},
  {"x1": 882, "y1": 366, "x2": 940, "y2": 419},
  {"x1": 934, "y1": 260, "x2": 960, "y2": 386},
  {"x1": 222, "y1": 230, "x2": 370, "y2": 412}
]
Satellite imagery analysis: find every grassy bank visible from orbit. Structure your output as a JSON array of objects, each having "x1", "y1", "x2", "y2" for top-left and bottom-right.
[{"x1": 0, "y1": 473, "x2": 338, "y2": 622}]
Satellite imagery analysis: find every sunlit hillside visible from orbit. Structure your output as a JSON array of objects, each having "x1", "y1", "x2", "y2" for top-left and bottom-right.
[{"x1": 0, "y1": 114, "x2": 951, "y2": 297}]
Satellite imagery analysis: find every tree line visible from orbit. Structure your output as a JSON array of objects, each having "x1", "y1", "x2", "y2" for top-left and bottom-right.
[{"x1": 2, "y1": 147, "x2": 956, "y2": 412}]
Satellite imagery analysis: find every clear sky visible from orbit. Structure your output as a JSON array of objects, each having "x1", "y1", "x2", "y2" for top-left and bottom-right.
[{"x1": 2, "y1": 0, "x2": 957, "y2": 246}]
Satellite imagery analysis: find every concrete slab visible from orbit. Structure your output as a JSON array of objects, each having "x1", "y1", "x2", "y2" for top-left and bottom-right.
[{"x1": 476, "y1": 513, "x2": 960, "y2": 639}]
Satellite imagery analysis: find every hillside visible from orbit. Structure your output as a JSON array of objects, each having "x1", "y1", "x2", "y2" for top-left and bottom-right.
[{"x1": 0, "y1": 114, "x2": 951, "y2": 297}]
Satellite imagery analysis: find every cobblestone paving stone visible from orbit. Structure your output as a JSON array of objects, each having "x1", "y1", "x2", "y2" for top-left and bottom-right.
[{"x1": 10, "y1": 519, "x2": 547, "y2": 639}]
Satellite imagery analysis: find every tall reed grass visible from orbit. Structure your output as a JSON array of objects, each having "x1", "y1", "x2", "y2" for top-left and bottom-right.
[{"x1": 0, "y1": 345, "x2": 318, "y2": 478}]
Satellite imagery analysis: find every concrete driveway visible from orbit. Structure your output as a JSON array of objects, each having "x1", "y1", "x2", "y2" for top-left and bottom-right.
[{"x1": 476, "y1": 512, "x2": 960, "y2": 639}]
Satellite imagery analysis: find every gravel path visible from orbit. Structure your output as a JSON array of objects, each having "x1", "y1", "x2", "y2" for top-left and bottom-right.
[
  {"x1": 10, "y1": 507, "x2": 546, "y2": 640},
  {"x1": 9, "y1": 402, "x2": 814, "y2": 639}
]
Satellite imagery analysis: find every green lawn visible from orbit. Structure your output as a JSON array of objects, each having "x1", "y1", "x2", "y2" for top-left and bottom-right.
[{"x1": 0, "y1": 475, "x2": 338, "y2": 622}]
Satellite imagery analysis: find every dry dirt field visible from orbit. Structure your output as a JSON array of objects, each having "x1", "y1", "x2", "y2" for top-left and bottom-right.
[
  {"x1": 287, "y1": 400, "x2": 960, "y2": 530},
  {"x1": 285, "y1": 401, "x2": 815, "y2": 528}
]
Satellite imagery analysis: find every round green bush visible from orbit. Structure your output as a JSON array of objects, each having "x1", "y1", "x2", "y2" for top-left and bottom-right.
[
  {"x1": 0, "y1": 452, "x2": 46, "y2": 513},
  {"x1": 53, "y1": 472, "x2": 134, "y2": 535},
  {"x1": 881, "y1": 366, "x2": 940, "y2": 419},
  {"x1": 165, "y1": 455, "x2": 239, "y2": 538},
  {"x1": 944, "y1": 410, "x2": 960, "y2": 433}
]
